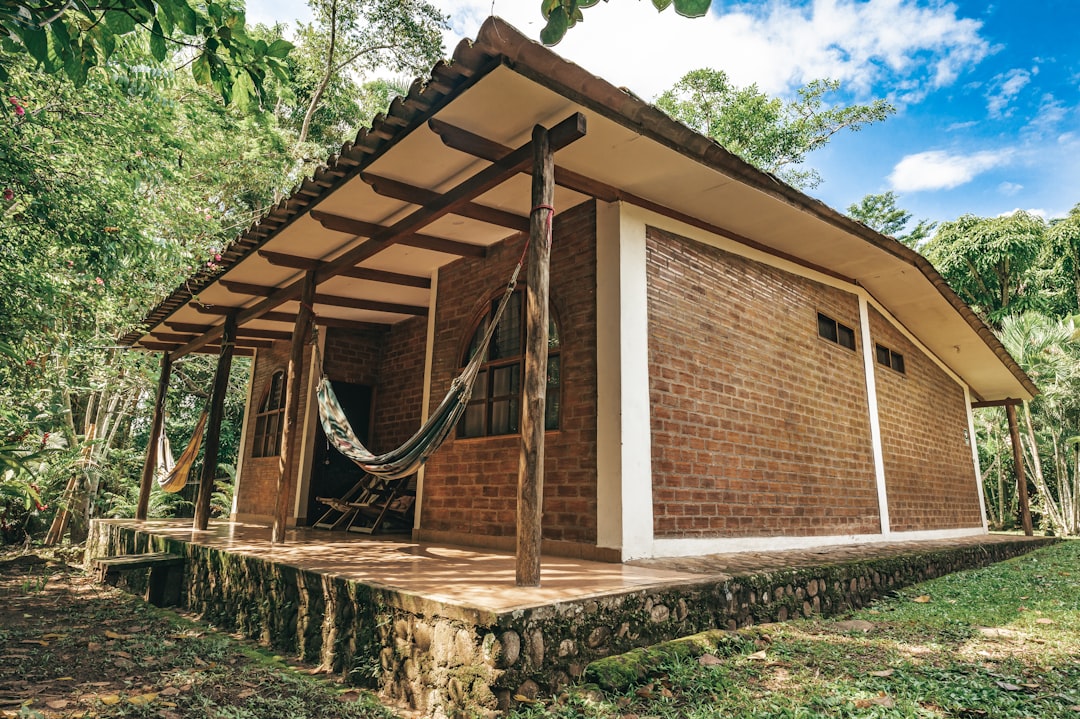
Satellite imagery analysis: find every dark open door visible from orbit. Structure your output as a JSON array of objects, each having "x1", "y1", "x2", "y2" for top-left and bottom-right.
[{"x1": 306, "y1": 381, "x2": 373, "y2": 524}]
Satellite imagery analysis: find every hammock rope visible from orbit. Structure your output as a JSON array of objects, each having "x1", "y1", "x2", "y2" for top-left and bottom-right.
[{"x1": 316, "y1": 215, "x2": 552, "y2": 480}]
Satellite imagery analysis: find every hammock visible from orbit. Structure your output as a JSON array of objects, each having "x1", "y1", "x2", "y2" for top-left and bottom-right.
[
  {"x1": 156, "y1": 407, "x2": 210, "y2": 493},
  {"x1": 317, "y1": 261, "x2": 523, "y2": 480}
]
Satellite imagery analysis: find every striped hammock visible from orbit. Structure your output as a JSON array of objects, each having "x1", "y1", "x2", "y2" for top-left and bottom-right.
[
  {"x1": 316, "y1": 264, "x2": 521, "y2": 480},
  {"x1": 156, "y1": 408, "x2": 210, "y2": 493}
]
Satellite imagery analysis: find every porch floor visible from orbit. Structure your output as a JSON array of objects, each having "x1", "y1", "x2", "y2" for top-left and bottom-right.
[{"x1": 96, "y1": 520, "x2": 1049, "y2": 614}]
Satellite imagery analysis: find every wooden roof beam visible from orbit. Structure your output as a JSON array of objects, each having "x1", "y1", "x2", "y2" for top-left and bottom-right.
[
  {"x1": 258, "y1": 250, "x2": 432, "y2": 288},
  {"x1": 164, "y1": 322, "x2": 294, "y2": 341},
  {"x1": 220, "y1": 280, "x2": 427, "y2": 316},
  {"x1": 428, "y1": 118, "x2": 619, "y2": 202},
  {"x1": 308, "y1": 211, "x2": 488, "y2": 258},
  {"x1": 140, "y1": 341, "x2": 255, "y2": 356},
  {"x1": 169, "y1": 112, "x2": 586, "y2": 359},
  {"x1": 189, "y1": 306, "x2": 391, "y2": 332},
  {"x1": 362, "y1": 173, "x2": 530, "y2": 231}
]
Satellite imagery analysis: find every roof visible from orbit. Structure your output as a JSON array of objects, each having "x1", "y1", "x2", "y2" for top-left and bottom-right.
[{"x1": 123, "y1": 16, "x2": 1037, "y2": 403}]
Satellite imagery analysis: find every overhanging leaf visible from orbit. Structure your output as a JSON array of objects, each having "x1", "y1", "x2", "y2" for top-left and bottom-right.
[
  {"x1": 673, "y1": 0, "x2": 712, "y2": 17},
  {"x1": 540, "y1": 6, "x2": 570, "y2": 45},
  {"x1": 150, "y1": 19, "x2": 166, "y2": 61}
]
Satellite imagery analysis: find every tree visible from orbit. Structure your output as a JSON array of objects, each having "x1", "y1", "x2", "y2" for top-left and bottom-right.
[
  {"x1": 540, "y1": 0, "x2": 711, "y2": 45},
  {"x1": 656, "y1": 69, "x2": 893, "y2": 189},
  {"x1": 923, "y1": 211, "x2": 1047, "y2": 328},
  {"x1": 0, "y1": 1, "x2": 292, "y2": 106},
  {"x1": 1042, "y1": 204, "x2": 1080, "y2": 317},
  {"x1": 847, "y1": 191, "x2": 937, "y2": 250},
  {"x1": 290, "y1": 0, "x2": 445, "y2": 148}
]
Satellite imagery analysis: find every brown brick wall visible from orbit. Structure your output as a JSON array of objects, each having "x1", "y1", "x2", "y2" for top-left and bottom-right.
[
  {"x1": 870, "y1": 307, "x2": 982, "y2": 531},
  {"x1": 235, "y1": 341, "x2": 312, "y2": 519},
  {"x1": 373, "y1": 317, "x2": 427, "y2": 454},
  {"x1": 646, "y1": 227, "x2": 881, "y2": 538},
  {"x1": 421, "y1": 200, "x2": 599, "y2": 544}
]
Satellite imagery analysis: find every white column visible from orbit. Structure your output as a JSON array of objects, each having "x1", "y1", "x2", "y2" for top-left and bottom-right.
[
  {"x1": 595, "y1": 201, "x2": 655, "y2": 560},
  {"x1": 964, "y1": 385, "x2": 989, "y2": 532},
  {"x1": 414, "y1": 269, "x2": 438, "y2": 532},
  {"x1": 858, "y1": 295, "x2": 891, "y2": 536}
]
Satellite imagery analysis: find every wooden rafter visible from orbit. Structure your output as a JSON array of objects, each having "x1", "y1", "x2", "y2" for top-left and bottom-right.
[
  {"x1": 169, "y1": 112, "x2": 586, "y2": 359},
  {"x1": 219, "y1": 280, "x2": 427, "y2": 316},
  {"x1": 190, "y1": 306, "x2": 390, "y2": 332},
  {"x1": 140, "y1": 341, "x2": 255, "y2": 356},
  {"x1": 308, "y1": 211, "x2": 488, "y2": 259},
  {"x1": 164, "y1": 323, "x2": 293, "y2": 341},
  {"x1": 362, "y1": 173, "x2": 530, "y2": 231},
  {"x1": 428, "y1": 118, "x2": 619, "y2": 202},
  {"x1": 258, "y1": 250, "x2": 431, "y2": 289}
]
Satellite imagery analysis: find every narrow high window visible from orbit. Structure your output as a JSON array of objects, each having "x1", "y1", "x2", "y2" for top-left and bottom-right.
[
  {"x1": 252, "y1": 370, "x2": 287, "y2": 457},
  {"x1": 458, "y1": 290, "x2": 561, "y2": 438},
  {"x1": 875, "y1": 343, "x2": 906, "y2": 374},
  {"x1": 817, "y1": 312, "x2": 856, "y2": 351}
]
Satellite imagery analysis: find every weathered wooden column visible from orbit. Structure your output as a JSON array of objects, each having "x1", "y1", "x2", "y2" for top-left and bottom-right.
[
  {"x1": 1005, "y1": 403, "x2": 1034, "y2": 536},
  {"x1": 136, "y1": 352, "x2": 172, "y2": 520},
  {"x1": 517, "y1": 125, "x2": 553, "y2": 587},
  {"x1": 273, "y1": 271, "x2": 317, "y2": 544},
  {"x1": 194, "y1": 315, "x2": 237, "y2": 531}
]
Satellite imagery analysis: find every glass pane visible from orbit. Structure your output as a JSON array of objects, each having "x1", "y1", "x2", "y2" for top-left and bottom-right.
[
  {"x1": 491, "y1": 399, "x2": 512, "y2": 435},
  {"x1": 891, "y1": 352, "x2": 906, "y2": 374},
  {"x1": 471, "y1": 370, "x2": 488, "y2": 400},
  {"x1": 837, "y1": 324, "x2": 856, "y2": 350},
  {"x1": 492, "y1": 365, "x2": 520, "y2": 397},
  {"x1": 492, "y1": 293, "x2": 522, "y2": 360},
  {"x1": 876, "y1": 344, "x2": 890, "y2": 365},
  {"x1": 461, "y1": 403, "x2": 485, "y2": 437},
  {"x1": 466, "y1": 315, "x2": 490, "y2": 363},
  {"x1": 545, "y1": 390, "x2": 560, "y2": 430},
  {"x1": 548, "y1": 315, "x2": 560, "y2": 349},
  {"x1": 547, "y1": 355, "x2": 560, "y2": 387},
  {"x1": 817, "y1": 313, "x2": 837, "y2": 342}
]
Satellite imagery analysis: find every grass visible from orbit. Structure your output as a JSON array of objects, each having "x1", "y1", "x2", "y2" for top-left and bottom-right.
[{"x1": 512, "y1": 539, "x2": 1080, "y2": 719}]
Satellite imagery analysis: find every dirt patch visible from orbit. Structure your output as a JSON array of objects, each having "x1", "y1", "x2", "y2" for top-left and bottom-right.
[{"x1": 0, "y1": 548, "x2": 396, "y2": 718}]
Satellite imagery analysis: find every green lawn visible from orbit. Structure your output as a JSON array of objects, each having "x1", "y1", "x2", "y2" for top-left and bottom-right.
[{"x1": 514, "y1": 539, "x2": 1080, "y2": 718}]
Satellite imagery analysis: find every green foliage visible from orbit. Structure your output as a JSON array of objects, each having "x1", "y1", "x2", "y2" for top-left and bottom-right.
[
  {"x1": 539, "y1": 0, "x2": 703, "y2": 46},
  {"x1": 924, "y1": 211, "x2": 1047, "y2": 327},
  {"x1": 0, "y1": 0, "x2": 292, "y2": 107},
  {"x1": 656, "y1": 69, "x2": 894, "y2": 189},
  {"x1": 847, "y1": 191, "x2": 937, "y2": 250}
]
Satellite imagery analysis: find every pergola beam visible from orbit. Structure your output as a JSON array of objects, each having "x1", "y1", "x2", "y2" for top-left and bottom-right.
[
  {"x1": 190, "y1": 306, "x2": 389, "y2": 333},
  {"x1": 141, "y1": 341, "x2": 255, "y2": 356},
  {"x1": 308, "y1": 211, "x2": 488, "y2": 259},
  {"x1": 429, "y1": 118, "x2": 619, "y2": 202},
  {"x1": 362, "y1": 173, "x2": 530, "y2": 231},
  {"x1": 258, "y1": 250, "x2": 431, "y2": 289},
  {"x1": 219, "y1": 280, "x2": 427, "y2": 316},
  {"x1": 168, "y1": 112, "x2": 586, "y2": 360},
  {"x1": 165, "y1": 323, "x2": 293, "y2": 341}
]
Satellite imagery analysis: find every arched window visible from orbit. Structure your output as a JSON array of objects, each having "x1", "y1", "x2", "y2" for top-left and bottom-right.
[
  {"x1": 459, "y1": 290, "x2": 561, "y2": 438},
  {"x1": 252, "y1": 370, "x2": 287, "y2": 457}
]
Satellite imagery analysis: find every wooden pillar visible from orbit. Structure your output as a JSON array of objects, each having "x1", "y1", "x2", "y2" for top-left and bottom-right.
[
  {"x1": 516, "y1": 125, "x2": 553, "y2": 587},
  {"x1": 273, "y1": 271, "x2": 316, "y2": 544},
  {"x1": 136, "y1": 352, "x2": 172, "y2": 520},
  {"x1": 1005, "y1": 403, "x2": 1034, "y2": 536},
  {"x1": 193, "y1": 315, "x2": 236, "y2": 531}
]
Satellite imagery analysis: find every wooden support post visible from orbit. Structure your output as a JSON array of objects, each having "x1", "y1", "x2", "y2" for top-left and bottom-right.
[
  {"x1": 516, "y1": 125, "x2": 553, "y2": 587},
  {"x1": 136, "y1": 353, "x2": 172, "y2": 520},
  {"x1": 1005, "y1": 403, "x2": 1034, "y2": 536},
  {"x1": 273, "y1": 271, "x2": 317, "y2": 544},
  {"x1": 193, "y1": 315, "x2": 236, "y2": 531}
]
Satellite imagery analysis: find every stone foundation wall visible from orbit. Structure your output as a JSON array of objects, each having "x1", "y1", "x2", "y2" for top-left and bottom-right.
[{"x1": 86, "y1": 522, "x2": 1055, "y2": 718}]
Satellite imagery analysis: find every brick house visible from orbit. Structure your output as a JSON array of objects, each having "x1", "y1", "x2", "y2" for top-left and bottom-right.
[{"x1": 125, "y1": 17, "x2": 1037, "y2": 562}]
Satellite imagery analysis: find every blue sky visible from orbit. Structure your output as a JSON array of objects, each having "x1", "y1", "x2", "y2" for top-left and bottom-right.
[{"x1": 247, "y1": 0, "x2": 1080, "y2": 229}]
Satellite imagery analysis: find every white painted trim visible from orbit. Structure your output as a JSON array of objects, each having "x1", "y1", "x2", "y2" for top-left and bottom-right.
[
  {"x1": 230, "y1": 349, "x2": 258, "y2": 520},
  {"x1": 595, "y1": 201, "x2": 624, "y2": 552},
  {"x1": 414, "y1": 268, "x2": 438, "y2": 532},
  {"x1": 859, "y1": 296, "x2": 891, "y2": 535},
  {"x1": 594, "y1": 202, "x2": 656, "y2": 559},
  {"x1": 965, "y1": 385, "x2": 989, "y2": 532},
  {"x1": 292, "y1": 334, "x2": 324, "y2": 524},
  {"x1": 650, "y1": 525, "x2": 987, "y2": 558},
  {"x1": 862, "y1": 295, "x2": 966, "y2": 390}
]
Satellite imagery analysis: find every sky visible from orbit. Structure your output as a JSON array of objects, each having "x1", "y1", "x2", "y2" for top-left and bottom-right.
[{"x1": 246, "y1": 0, "x2": 1080, "y2": 230}]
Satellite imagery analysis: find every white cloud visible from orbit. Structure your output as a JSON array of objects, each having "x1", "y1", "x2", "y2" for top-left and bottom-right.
[
  {"x1": 888, "y1": 149, "x2": 1013, "y2": 192},
  {"x1": 998, "y1": 181, "x2": 1023, "y2": 196},
  {"x1": 998, "y1": 207, "x2": 1048, "y2": 220},
  {"x1": 436, "y1": 0, "x2": 992, "y2": 100},
  {"x1": 986, "y1": 68, "x2": 1031, "y2": 117},
  {"x1": 1023, "y1": 93, "x2": 1067, "y2": 137}
]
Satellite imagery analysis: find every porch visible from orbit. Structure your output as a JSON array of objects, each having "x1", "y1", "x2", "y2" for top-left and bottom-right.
[{"x1": 87, "y1": 518, "x2": 1055, "y2": 718}]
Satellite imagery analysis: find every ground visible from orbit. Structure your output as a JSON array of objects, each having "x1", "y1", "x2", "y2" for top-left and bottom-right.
[
  {"x1": 3, "y1": 540, "x2": 1079, "y2": 719},
  {"x1": 0, "y1": 548, "x2": 394, "y2": 719}
]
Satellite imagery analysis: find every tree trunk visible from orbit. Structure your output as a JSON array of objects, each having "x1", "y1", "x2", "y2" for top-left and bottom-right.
[
  {"x1": 138, "y1": 353, "x2": 173, "y2": 520},
  {"x1": 1006, "y1": 403, "x2": 1033, "y2": 536},
  {"x1": 297, "y1": 0, "x2": 337, "y2": 147},
  {"x1": 194, "y1": 316, "x2": 237, "y2": 530}
]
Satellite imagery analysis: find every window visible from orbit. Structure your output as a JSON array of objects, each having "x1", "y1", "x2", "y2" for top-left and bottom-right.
[
  {"x1": 458, "y1": 290, "x2": 561, "y2": 438},
  {"x1": 875, "y1": 343, "x2": 906, "y2": 374},
  {"x1": 252, "y1": 370, "x2": 287, "y2": 457},
  {"x1": 817, "y1": 312, "x2": 856, "y2": 351}
]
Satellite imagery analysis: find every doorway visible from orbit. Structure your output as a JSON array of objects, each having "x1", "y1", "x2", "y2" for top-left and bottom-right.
[{"x1": 307, "y1": 381, "x2": 373, "y2": 524}]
